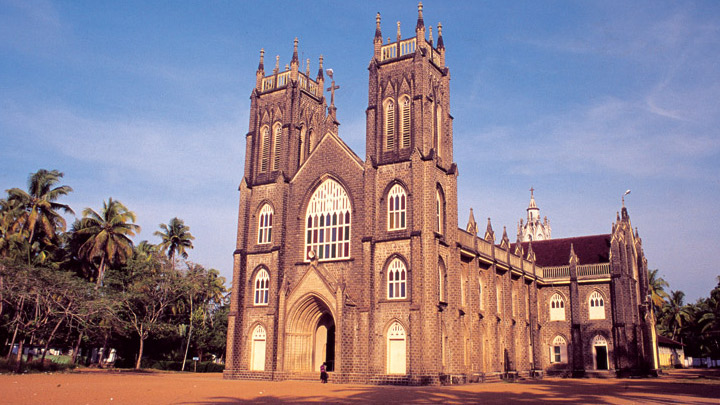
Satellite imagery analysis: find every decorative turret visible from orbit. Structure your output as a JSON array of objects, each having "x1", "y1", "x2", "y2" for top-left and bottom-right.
[
  {"x1": 437, "y1": 22, "x2": 444, "y2": 50},
  {"x1": 416, "y1": 2, "x2": 425, "y2": 32},
  {"x1": 255, "y1": 48, "x2": 265, "y2": 90},
  {"x1": 290, "y1": 38, "x2": 299, "y2": 79},
  {"x1": 466, "y1": 208, "x2": 477, "y2": 235},
  {"x1": 518, "y1": 187, "x2": 551, "y2": 242},
  {"x1": 484, "y1": 218, "x2": 495, "y2": 243}
]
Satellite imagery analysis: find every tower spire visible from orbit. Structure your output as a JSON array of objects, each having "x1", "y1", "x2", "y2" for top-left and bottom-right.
[
  {"x1": 416, "y1": 2, "x2": 425, "y2": 31},
  {"x1": 291, "y1": 37, "x2": 299, "y2": 65},
  {"x1": 437, "y1": 22, "x2": 444, "y2": 50},
  {"x1": 375, "y1": 12, "x2": 382, "y2": 40},
  {"x1": 257, "y1": 48, "x2": 265, "y2": 72}
]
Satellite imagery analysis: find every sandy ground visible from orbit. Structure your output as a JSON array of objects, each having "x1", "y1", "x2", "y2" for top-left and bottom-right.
[{"x1": 0, "y1": 368, "x2": 718, "y2": 404}]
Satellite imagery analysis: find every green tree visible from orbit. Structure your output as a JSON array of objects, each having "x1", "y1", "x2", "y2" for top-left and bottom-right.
[
  {"x1": 5, "y1": 169, "x2": 73, "y2": 263},
  {"x1": 661, "y1": 290, "x2": 692, "y2": 341},
  {"x1": 77, "y1": 198, "x2": 140, "y2": 286},
  {"x1": 154, "y1": 217, "x2": 194, "y2": 271},
  {"x1": 109, "y1": 248, "x2": 184, "y2": 369},
  {"x1": 648, "y1": 269, "x2": 670, "y2": 314}
]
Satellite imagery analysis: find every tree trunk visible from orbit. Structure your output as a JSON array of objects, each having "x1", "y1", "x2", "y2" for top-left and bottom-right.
[
  {"x1": 98, "y1": 332, "x2": 109, "y2": 366},
  {"x1": 14, "y1": 339, "x2": 24, "y2": 373},
  {"x1": 6, "y1": 296, "x2": 25, "y2": 360},
  {"x1": 71, "y1": 331, "x2": 83, "y2": 365},
  {"x1": 96, "y1": 256, "x2": 106, "y2": 287},
  {"x1": 181, "y1": 324, "x2": 192, "y2": 371},
  {"x1": 40, "y1": 317, "x2": 65, "y2": 367},
  {"x1": 181, "y1": 297, "x2": 194, "y2": 372},
  {"x1": 6, "y1": 323, "x2": 19, "y2": 360},
  {"x1": 135, "y1": 335, "x2": 145, "y2": 370}
]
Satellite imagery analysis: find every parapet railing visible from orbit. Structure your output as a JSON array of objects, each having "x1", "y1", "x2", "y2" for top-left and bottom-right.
[
  {"x1": 261, "y1": 71, "x2": 320, "y2": 97},
  {"x1": 380, "y1": 38, "x2": 417, "y2": 62}
]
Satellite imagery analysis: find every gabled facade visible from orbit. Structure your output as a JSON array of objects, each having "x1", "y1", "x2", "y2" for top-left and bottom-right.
[{"x1": 224, "y1": 4, "x2": 658, "y2": 385}]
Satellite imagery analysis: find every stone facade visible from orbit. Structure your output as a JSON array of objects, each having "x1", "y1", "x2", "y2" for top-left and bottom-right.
[{"x1": 224, "y1": 4, "x2": 659, "y2": 385}]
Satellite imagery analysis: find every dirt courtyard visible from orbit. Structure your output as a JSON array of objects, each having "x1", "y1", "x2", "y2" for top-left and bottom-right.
[{"x1": 1, "y1": 368, "x2": 719, "y2": 404}]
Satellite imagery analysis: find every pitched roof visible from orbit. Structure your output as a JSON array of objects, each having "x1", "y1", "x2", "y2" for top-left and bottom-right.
[
  {"x1": 657, "y1": 335, "x2": 685, "y2": 347},
  {"x1": 511, "y1": 234, "x2": 611, "y2": 267}
]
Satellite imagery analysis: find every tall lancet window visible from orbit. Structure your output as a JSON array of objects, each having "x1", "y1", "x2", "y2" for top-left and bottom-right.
[
  {"x1": 400, "y1": 96, "x2": 411, "y2": 148},
  {"x1": 435, "y1": 104, "x2": 443, "y2": 157},
  {"x1": 387, "y1": 184, "x2": 407, "y2": 231},
  {"x1": 387, "y1": 258, "x2": 407, "y2": 299},
  {"x1": 384, "y1": 99, "x2": 395, "y2": 150},
  {"x1": 272, "y1": 123, "x2": 282, "y2": 171},
  {"x1": 305, "y1": 179, "x2": 351, "y2": 261},
  {"x1": 260, "y1": 126, "x2": 270, "y2": 172},
  {"x1": 257, "y1": 204, "x2": 273, "y2": 244}
]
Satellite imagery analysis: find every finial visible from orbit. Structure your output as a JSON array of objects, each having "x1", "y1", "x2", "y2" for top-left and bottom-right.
[
  {"x1": 530, "y1": 186, "x2": 534, "y2": 198},
  {"x1": 416, "y1": 2, "x2": 425, "y2": 31},
  {"x1": 428, "y1": 26, "x2": 433, "y2": 45},
  {"x1": 375, "y1": 12, "x2": 382, "y2": 40},
  {"x1": 437, "y1": 22, "x2": 444, "y2": 49},
  {"x1": 316, "y1": 55, "x2": 324, "y2": 80},
  {"x1": 397, "y1": 21, "x2": 401, "y2": 41},
  {"x1": 292, "y1": 37, "x2": 299, "y2": 64},
  {"x1": 306, "y1": 58, "x2": 310, "y2": 76},
  {"x1": 388, "y1": 37, "x2": 391, "y2": 44},
  {"x1": 274, "y1": 55, "x2": 280, "y2": 73},
  {"x1": 285, "y1": 64, "x2": 289, "y2": 70},
  {"x1": 258, "y1": 48, "x2": 265, "y2": 71}
]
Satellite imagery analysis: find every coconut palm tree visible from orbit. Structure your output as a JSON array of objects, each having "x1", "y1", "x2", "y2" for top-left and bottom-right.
[
  {"x1": 661, "y1": 290, "x2": 692, "y2": 341},
  {"x1": 6, "y1": 169, "x2": 74, "y2": 262},
  {"x1": 78, "y1": 198, "x2": 140, "y2": 286},
  {"x1": 648, "y1": 269, "x2": 670, "y2": 314},
  {"x1": 154, "y1": 217, "x2": 194, "y2": 271}
]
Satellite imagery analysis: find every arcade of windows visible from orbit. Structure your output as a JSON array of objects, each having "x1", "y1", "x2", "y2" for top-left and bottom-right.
[{"x1": 549, "y1": 293, "x2": 566, "y2": 321}]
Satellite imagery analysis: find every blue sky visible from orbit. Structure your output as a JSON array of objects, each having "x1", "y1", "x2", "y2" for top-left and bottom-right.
[{"x1": 1, "y1": 0, "x2": 718, "y2": 301}]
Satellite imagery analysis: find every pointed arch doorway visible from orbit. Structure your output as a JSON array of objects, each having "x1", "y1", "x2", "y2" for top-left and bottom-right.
[{"x1": 285, "y1": 294, "x2": 336, "y2": 372}]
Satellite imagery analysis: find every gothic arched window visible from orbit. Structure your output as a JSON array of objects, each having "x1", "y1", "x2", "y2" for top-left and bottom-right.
[
  {"x1": 384, "y1": 98, "x2": 395, "y2": 151},
  {"x1": 438, "y1": 258, "x2": 447, "y2": 303},
  {"x1": 254, "y1": 268, "x2": 269, "y2": 306},
  {"x1": 257, "y1": 204, "x2": 273, "y2": 244},
  {"x1": 435, "y1": 187, "x2": 445, "y2": 235},
  {"x1": 550, "y1": 293, "x2": 565, "y2": 321},
  {"x1": 589, "y1": 291, "x2": 606, "y2": 320},
  {"x1": 387, "y1": 258, "x2": 407, "y2": 299},
  {"x1": 400, "y1": 95, "x2": 411, "y2": 148},
  {"x1": 305, "y1": 179, "x2": 351, "y2": 261},
  {"x1": 260, "y1": 125, "x2": 270, "y2": 172},
  {"x1": 272, "y1": 122, "x2": 282, "y2": 171},
  {"x1": 435, "y1": 104, "x2": 443, "y2": 157},
  {"x1": 550, "y1": 335, "x2": 567, "y2": 364},
  {"x1": 387, "y1": 184, "x2": 407, "y2": 231}
]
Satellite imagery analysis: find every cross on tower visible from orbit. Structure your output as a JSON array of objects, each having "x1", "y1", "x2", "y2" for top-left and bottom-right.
[
  {"x1": 530, "y1": 187, "x2": 534, "y2": 197},
  {"x1": 327, "y1": 78, "x2": 340, "y2": 108}
]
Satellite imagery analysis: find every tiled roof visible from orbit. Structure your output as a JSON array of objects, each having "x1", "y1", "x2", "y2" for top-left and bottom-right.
[{"x1": 512, "y1": 234, "x2": 611, "y2": 267}]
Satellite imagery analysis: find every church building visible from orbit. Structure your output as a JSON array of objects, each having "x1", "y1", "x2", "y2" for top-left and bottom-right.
[{"x1": 224, "y1": 4, "x2": 659, "y2": 384}]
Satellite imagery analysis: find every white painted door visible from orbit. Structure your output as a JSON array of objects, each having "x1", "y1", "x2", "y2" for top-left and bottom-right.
[
  {"x1": 251, "y1": 325, "x2": 266, "y2": 371},
  {"x1": 388, "y1": 339, "x2": 406, "y2": 374}
]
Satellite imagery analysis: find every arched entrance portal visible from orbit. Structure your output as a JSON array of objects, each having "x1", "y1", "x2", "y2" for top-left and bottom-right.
[{"x1": 285, "y1": 295, "x2": 336, "y2": 372}]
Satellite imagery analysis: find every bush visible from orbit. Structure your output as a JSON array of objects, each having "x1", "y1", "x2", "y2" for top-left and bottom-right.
[{"x1": 0, "y1": 357, "x2": 76, "y2": 374}]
